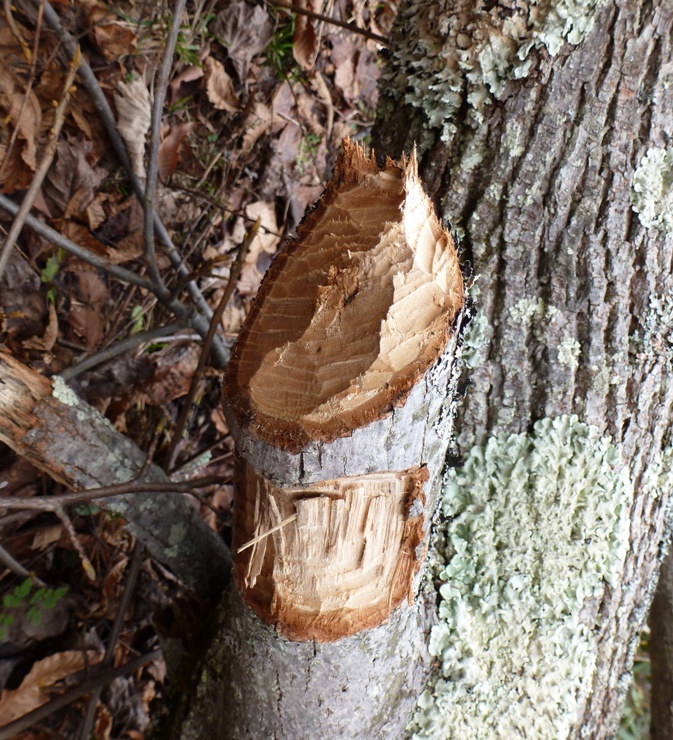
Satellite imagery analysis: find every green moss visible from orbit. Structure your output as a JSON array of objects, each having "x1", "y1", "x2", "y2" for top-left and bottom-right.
[
  {"x1": 411, "y1": 415, "x2": 632, "y2": 738},
  {"x1": 382, "y1": 0, "x2": 606, "y2": 144},
  {"x1": 631, "y1": 147, "x2": 673, "y2": 234}
]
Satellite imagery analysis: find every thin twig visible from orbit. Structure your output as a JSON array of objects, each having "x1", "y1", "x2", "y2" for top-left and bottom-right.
[
  {"x1": 0, "y1": 477, "x2": 221, "y2": 510},
  {"x1": 0, "y1": 542, "x2": 46, "y2": 585},
  {"x1": 0, "y1": 648, "x2": 162, "y2": 740},
  {"x1": 268, "y1": 2, "x2": 390, "y2": 46},
  {"x1": 55, "y1": 504, "x2": 96, "y2": 580},
  {"x1": 58, "y1": 322, "x2": 183, "y2": 381},
  {"x1": 39, "y1": 1, "x2": 231, "y2": 369},
  {"x1": 0, "y1": 195, "x2": 154, "y2": 290},
  {"x1": 164, "y1": 218, "x2": 259, "y2": 471},
  {"x1": 0, "y1": 44, "x2": 82, "y2": 280},
  {"x1": 77, "y1": 541, "x2": 144, "y2": 740},
  {"x1": 144, "y1": 0, "x2": 188, "y2": 299}
]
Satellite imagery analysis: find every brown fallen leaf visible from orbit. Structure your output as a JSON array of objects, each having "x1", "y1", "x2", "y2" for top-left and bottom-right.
[
  {"x1": 0, "y1": 649, "x2": 103, "y2": 725},
  {"x1": 43, "y1": 136, "x2": 107, "y2": 217},
  {"x1": 158, "y1": 122, "x2": 197, "y2": 180},
  {"x1": 88, "y1": 4, "x2": 138, "y2": 60},
  {"x1": 169, "y1": 63, "x2": 205, "y2": 105},
  {"x1": 0, "y1": 26, "x2": 42, "y2": 193},
  {"x1": 211, "y1": 2, "x2": 273, "y2": 83},
  {"x1": 204, "y1": 57, "x2": 240, "y2": 113},
  {"x1": 23, "y1": 301, "x2": 58, "y2": 352},
  {"x1": 114, "y1": 73, "x2": 151, "y2": 179}
]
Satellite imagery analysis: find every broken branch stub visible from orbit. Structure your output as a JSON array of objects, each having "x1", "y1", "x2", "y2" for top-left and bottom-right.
[{"x1": 224, "y1": 139, "x2": 464, "y2": 641}]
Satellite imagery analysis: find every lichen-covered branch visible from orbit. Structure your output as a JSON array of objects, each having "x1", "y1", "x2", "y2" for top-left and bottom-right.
[{"x1": 0, "y1": 352, "x2": 229, "y2": 597}]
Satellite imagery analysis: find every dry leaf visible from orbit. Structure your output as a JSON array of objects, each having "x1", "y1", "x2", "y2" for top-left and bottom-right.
[
  {"x1": 23, "y1": 302, "x2": 58, "y2": 352},
  {"x1": 241, "y1": 102, "x2": 275, "y2": 152},
  {"x1": 31, "y1": 523, "x2": 63, "y2": 549},
  {"x1": 204, "y1": 57, "x2": 240, "y2": 113},
  {"x1": 0, "y1": 27, "x2": 41, "y2": 192},
  {"x1": 158, "y1": 122, "x2": 197, "y2": 180},
  {"x1": 244, "y1": 202, "x2": 281, "y2": 263},
  {"x1": 114, "y1": 74, "x2": 151, "y2": 179},
  {"x1": 292, "y1": 3, "x2": 319, "y2": 70},
  {"x1": 211, "y1": 2, "x2": 273, "y2": 83},
  {"x1": 43, "y1": 137, "x2": 107, "y2": 217},
  {"x1": 169, "y1": 63, "x2": 205, "y2": 104},
  {"x1": 0, "y1": 649, "x2": 103, "y2": 725}
]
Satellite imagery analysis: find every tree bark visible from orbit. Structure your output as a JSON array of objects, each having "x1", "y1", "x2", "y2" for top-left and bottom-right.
[
  {"x1": 373, "y1": 0, "x2": 673, "y2": 735},
  {"x1": 0, "y1": 352, "x2": 229, "y2": 597}
]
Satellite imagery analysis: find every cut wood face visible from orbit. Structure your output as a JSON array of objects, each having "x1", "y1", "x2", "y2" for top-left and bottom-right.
[
  {"x1": 233, "y1": 461, "x2": 428, "y2": 642},
  {"x1": 224, "y1": 139, "x2": 464, "y2": 452}
]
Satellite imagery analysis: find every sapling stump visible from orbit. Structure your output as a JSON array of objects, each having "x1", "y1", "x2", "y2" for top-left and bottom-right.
[{"x1": 165, "y1": 140, "x2": 466, "y2": 738}]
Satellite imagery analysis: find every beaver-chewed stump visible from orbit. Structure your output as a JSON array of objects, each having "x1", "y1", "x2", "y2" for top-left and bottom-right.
[{"x1": 224, "y1": 139, "x2": 465, "y2": 642}]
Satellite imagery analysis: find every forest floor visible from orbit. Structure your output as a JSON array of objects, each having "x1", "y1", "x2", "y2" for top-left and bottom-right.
[{"x1": 0, "y1": 0, "x2": 650, "y2": 738}]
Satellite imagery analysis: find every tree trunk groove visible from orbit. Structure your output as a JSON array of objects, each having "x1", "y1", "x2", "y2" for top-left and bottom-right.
[{"x1": 373, "y1": 0, "x2": 673, "y2": 735}]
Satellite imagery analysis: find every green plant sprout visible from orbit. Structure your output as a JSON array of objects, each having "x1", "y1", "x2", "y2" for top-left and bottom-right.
[
  {"x1": 0, "y1": 578, "x2": 68, "y2": 640},
  {"x1": 265, "y1": 8, "x2": 298, "y2": 77},
  {"x1": 296, "y1": 132, "x2": 322, "y2": 175},
  {"x1": 40, "y1": 248, "x2": 64, "y2": 305}
]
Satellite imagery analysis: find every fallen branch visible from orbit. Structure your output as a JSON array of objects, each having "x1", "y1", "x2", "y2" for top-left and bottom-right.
[{"x1": 0, "y1": 351, "x2": 230, "y2": 596}]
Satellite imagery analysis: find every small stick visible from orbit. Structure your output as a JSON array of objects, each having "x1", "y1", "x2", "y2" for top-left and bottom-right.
[
  {"x1": 77, "y1": 540, "x2": 144, "y2": 740},
  {"x1": 269, "y1": 2, "x2": 390, "y2": 46},
  {"x1": 0, "y1": 542, "x2": 46, "y2": 585},
  {"x1": 143, "y1": 0, "x2": 188, "y2": 300},
  {"x1": 0, "y1": 45, "x2": 82, "y2": 280},
  {"x1": 0, "y1": 195, "x2": 153, "y2": 290},
  {"x1": 237, "y1": 514, "x2": 298, "y2": 554},
  {"x1": 164, "y1": 218, "x2": 259, "y2": 471},
  {"x1": 54, "y1": 504, "x2": 96, "y2": 580},
  {"x1": 0, "y1": 476, "x2": 222, "y2": 510},
  {"x1": 58, "y1": 322, "x2": 183, "y2": 381}
]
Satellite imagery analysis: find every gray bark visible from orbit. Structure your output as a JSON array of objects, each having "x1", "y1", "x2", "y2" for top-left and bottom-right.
[
  {"x1": 159, "y1": 316, "x2": 468, "y2": 738},
  {"x1": 374, "y1": 0, "x2": 673, "y2": 734},
  {"x1": 0, "y1": 352, "x2": 229, "y2": 596}
]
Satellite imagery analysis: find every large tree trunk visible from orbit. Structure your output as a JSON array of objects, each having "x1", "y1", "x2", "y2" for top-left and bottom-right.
[{"x1": 371, "y1": 0, "x2": 673, "y2": 735}]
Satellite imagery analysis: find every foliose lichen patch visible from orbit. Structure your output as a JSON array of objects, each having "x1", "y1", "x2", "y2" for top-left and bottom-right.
[
  {"x1": 630, "y1": 287, "x2": 673, "y2": 367},
  {"x1": 410, "y1": 415, "x2": 632, "y2": 738},
  {"x1": 383, "y1": 0, "x2": 607, "y2": 142},
  {"x1": 631, "y1": 147, "x2": 673, "y2": 235}
]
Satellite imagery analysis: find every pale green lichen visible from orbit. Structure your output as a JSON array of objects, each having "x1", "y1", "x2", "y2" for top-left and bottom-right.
[
  {"x1": 631, "y1": 147, "x2": 673, "y2": 234},
  {"x1": 557, "y1": 335, "x2": 581, "y2": 370},
  {"x1": 508, "y1": 297, "x2": 561, "y2": 343},
  {"x1": 52, "y1": 376, "x2": 80, "y2": 407},
  {"x1": 165, "y1": 522, "x2": 188, "y2": 558},
  {"x1": 462, "y1": 282, "x2": 491, "y2": 370},
  {"x1": 411, "y1": 415, "x2": 632, "y2": 738},
  {"x1": 631, "y1": 288, "x2": 673, "y2": 366},
  {"x1": 383, "y1": 0, "x2": 606, "y2": 143}
]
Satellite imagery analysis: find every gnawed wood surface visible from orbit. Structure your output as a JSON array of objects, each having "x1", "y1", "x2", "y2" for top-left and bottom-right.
[
  {"x1": 235, "y1": 464, "x2": 428, "y2": 641},
  {"x1": 0, "y1": 352, "x2": 229, "y2": 596},
  {"x1": 224, "y1": 139, "x2": 465, "y2": 644}
]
